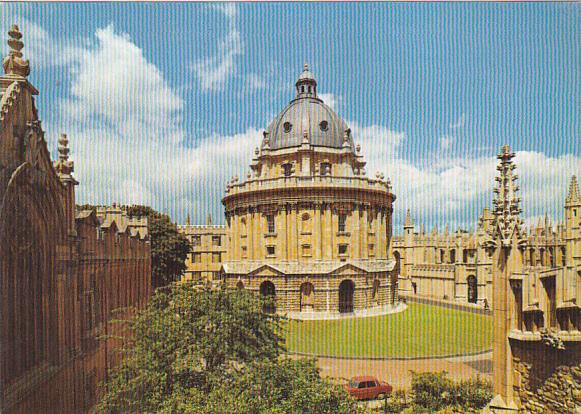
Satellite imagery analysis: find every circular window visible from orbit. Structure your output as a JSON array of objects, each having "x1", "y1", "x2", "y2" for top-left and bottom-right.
[
  {"x1": 302, "y1": 213, "x2": 310, "y2": 221},
  {"x1": 283, "y1": 122, "x2": 292, "y2": 133},
  {"x1": 319, "y1": 120, "x2": 328, "y2": 131}
]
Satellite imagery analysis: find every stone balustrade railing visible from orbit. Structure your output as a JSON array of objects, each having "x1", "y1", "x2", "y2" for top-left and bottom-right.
[{"x1": 225, "y1": 174, "x2": 391, "y2": 196}]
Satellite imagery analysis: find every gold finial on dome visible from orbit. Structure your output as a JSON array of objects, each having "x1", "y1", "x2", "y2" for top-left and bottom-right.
[{"x1": 3, "y1": 25, "x2": 30, "y2": 77}]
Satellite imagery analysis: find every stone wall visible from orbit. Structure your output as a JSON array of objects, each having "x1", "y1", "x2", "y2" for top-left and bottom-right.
[
  {"x1": 512, "y1": 341, "x2": 581, "y2": 413},
  {"x1": 225, "y1": 271, "x2": 396, "y2": 314}
]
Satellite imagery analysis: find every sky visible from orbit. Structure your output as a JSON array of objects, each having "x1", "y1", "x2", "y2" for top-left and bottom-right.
[{"x1": 1, "y1": 2, "x2": 580, "y2": 232}]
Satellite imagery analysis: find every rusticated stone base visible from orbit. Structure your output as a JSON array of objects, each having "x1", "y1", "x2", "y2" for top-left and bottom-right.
[{"x1": 510, "y1": 341, "x2": 581, "y2": 414}]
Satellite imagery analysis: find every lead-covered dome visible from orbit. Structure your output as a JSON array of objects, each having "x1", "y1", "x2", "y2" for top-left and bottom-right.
[{"x1": 264, "y1": 64, "x2": 353, "y2": 151}]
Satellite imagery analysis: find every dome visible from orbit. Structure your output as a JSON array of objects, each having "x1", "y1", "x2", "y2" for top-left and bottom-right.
[{"x1": 264, "y1": 64, "x2": 353, "y2": 151}]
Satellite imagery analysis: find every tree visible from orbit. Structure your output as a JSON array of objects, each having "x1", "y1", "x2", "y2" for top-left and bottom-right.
[
  {"x1": 99, "y1": 283, "x2": 365, "y2": 414},
  {"x1": 125, "y1": 205, "x2": 190, "y2": 287}
]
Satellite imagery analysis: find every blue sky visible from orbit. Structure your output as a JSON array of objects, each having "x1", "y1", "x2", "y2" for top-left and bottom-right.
[{"x1": 2, "y1": 2, "x2": 580, "y2": 231}]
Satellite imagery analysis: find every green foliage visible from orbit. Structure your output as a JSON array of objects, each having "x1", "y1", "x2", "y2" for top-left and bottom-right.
[
  {"x1": 99, "y1": 283, "x2": 363, "y2": 414},
  {"x1": 383, "y1": 372, "x2": 492, "y2": 414},
  {"x1": 125, "y1": 205, "x2": 190, "y2": 287},
  {"x1": 410, "y1": 371, "x2": 455, "y2": 412}
]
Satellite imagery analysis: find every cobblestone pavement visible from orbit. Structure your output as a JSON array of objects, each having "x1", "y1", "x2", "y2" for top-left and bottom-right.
[{"x1": 306, "y1": 353, "x2": 493, "y2": 390}]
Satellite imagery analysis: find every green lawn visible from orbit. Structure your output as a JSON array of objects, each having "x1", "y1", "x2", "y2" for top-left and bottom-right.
[{"x1": 284, "y1": 302, "x2": 492, "y2": 358}]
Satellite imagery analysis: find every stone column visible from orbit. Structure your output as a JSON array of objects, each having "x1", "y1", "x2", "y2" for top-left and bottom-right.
[
  {"x1": 245, "y1": 209, "x2": 253, "y2": 260},
  {"x1": 314, "y1": 202, "x2": 322, "y2": 259},
  {"x1": 352, "y1": 204, "x2": 361, "y2": 258},
  {"x1": 290, "y1": 204, "x2": 298, "y2": 260},
  {"x1": 361, "y1": 206, "x2": 369, "y2": 259}
]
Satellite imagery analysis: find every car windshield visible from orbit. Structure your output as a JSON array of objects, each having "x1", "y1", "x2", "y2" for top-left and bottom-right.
[{"x1": 349, "y1": 380, "x2": 359, "y2": 388}]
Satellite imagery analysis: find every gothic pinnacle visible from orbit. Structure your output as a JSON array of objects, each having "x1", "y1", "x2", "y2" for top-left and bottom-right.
[
  {"x1": 3, "y1": 25, "x2": 30, "y2": 77},
  {"x1": 566, "y1": 175, "x2": 580, "y2": 205}
]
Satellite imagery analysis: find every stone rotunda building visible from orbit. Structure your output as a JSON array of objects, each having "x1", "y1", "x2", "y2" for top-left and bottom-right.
[{"x1": 221, "y1": 65, "x2": 399, "y2": 317}]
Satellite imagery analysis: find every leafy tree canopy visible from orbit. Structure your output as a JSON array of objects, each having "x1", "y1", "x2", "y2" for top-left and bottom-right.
[
  {"x1": 99, "y1": 283, "x2": 365, "y2": 414},
  {"x1": 125, "y1": 205, "x2": 190, "y2": 287}
]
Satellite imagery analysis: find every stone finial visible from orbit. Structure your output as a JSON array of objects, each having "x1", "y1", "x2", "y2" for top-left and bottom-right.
[
  {"x1": 342, "y1": 131, "x2": 351, "y2": 148},
  {"x1": 404, "y1": 209, "x2": 414, "y2": 228},
  {"x1": 566, "y1": 175, "x2": 580, "y2": 205},
  {"x1": 3, "y1": 25, "x2": 30, "y2": 77},
  {"x1": 58, "y1": 133, "x2": 70, "y2": 161},
  {"x1": 206, "y1": 214, "x2": 212, "y2": 225},
  {"x1": 356, "y1": 144, "x2": 361, "y2": 154},
  {"x1": 262, "y1": 131, "x2": 270, "y2": 150},
  {"x1": 54, "y1": 133, "x2": 74, "y2": 176},
  {"x1": 186, "y1": 213, "x2": 191, "y2": 226},
  {"x1": 254, "y1": 146, "x2": 259, "y2": 156}
]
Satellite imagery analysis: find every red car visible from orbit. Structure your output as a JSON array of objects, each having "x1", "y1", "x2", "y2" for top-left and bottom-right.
[{"x1": 344, "y1": 376, "x2": 393, "y2": 400}]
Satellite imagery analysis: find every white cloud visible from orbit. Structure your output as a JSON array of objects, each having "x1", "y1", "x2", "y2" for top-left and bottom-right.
[
  {"x1": 51, "y1": 24, "x2": 260, "y2": 223},
  {"x1": 450, "y1": 113, "x2": 465, "y2": 129},
  {"x1": 61, "y1": 25, "x2": 184, "y2": 143},
  {"x1": 319, "y1": 93, "x2": 340, "y2": 110},
  {"x1": 439, "y1": 134, "x2": 455, "y2": 151},
  {"x1": 356, "y1": 130, "x2": 581, "y2": 231},
  {"x1": 191, "y1": 4, "x2": 242, "y2": 92}
]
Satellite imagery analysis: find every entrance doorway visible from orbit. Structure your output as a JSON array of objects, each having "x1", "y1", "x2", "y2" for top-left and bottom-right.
[
  {"x1": 300, "y1": 282, "x2": 315, "y2": 312},
  {"x1": 338, "y1": 279, "x2": 355, "y2": 313}
]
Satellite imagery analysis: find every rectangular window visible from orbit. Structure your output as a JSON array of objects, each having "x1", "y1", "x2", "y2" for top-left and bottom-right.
[
  {"x1": 193, "y1": 253, "x2": 202, "y2": 263},
  {"x1": 212, "y1": 253, "x2": 221, "y2": 263},
  {"x1": 302, "y1": 244, "x2": 312, "y2": 256},
  {"x1": 338, "y1": 214, "x2": 346, "y2": 232},
  {"x1": 267, "y1": 245, "x2": 276, "y2": 256},
  {"x1": 212, "y1": 235, "x2": 221, "y2": 246},
  {"x1": 267, "y1": 214, "x2": 275, "y2": 233},
  {"x1": 369, "y1": 244, "x2": 375, "y2": 256},
  {"x1": 320, "y1": 162, "x2": 331, "y2": 176},
  {"x1": 241, "y1": 246, "x2": 247, "y2": 258},
  {"x1": 192, "y1": 235, "x2": 201, "y2": 246},
  {"x1": 338, "y1": 244, "x2": 348, "y2": 255}
]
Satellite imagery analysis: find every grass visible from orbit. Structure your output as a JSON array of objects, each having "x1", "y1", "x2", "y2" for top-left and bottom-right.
[{"x1": 284, "y1": 302, "x2": 492, "y2": 358}]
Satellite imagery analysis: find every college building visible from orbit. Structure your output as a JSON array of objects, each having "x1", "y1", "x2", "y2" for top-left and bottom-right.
[{"x1": 0, "y1": 26, "x2": 152, "y2": 413}]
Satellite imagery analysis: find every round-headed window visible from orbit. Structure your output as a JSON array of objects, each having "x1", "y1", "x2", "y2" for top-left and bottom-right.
[
  {"x1": 283, "y1": 122, "x2": 292, "y2": 133},
  {"x1": 319, "y1": 120, "x2": 328, "y2": 131}
]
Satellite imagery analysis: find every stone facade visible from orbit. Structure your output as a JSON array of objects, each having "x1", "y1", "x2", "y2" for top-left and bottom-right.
[
  {"x1": 484, "y1": 146, "x2": 581, "y2": 413},
  {"x1": 0, "y1": 26, "x2": 151, "y2": 413},
  {"x1": 394, "y1": 190, "x2": 574, "y2": 308},
  {"x1": 178, "y1": 215, "x2": 228, "y2": 283},
  {"x1": 220, "y1": 65, "x2": 398, "y2": 316}
]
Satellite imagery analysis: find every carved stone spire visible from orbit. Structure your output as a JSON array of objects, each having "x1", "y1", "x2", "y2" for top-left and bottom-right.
[
  {"x1": 566, "y1": 175, "x2": 580, "y2": 206},
  {"x1": 489, "y1": 145, "x2": 525, "y2": 248},
  {"x1": 206, "y1": 213, "x2": 212, "y2": 225},
  {"x1": 3, "y1": 25, "x2": 30, "y2": 77},
  {"x1": 186, "y1": 213, "x2": 191, "y2": 226}
]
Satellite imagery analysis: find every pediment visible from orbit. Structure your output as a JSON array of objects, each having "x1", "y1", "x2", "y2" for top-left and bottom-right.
[
  {"x1": 249, "y1": 264, "x2": 284, "y2": 277},
  {"x1": 330, "y1": 263, "x2": 366, "y2": 275}
]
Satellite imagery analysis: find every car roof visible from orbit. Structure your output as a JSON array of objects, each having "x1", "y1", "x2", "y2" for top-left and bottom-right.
[{"x1": 351, "y1": 376, "x2": 377, "y2": 382}]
